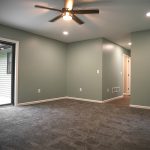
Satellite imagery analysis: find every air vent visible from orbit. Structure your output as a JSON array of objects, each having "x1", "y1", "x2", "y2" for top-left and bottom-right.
[{"x1": 112, "y1": 87, "x2": 120, "y2": 93}]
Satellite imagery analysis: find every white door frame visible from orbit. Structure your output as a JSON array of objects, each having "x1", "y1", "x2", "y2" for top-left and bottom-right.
[
  {"x1": 128, "y1": 57, "x2": 131, "y2": 95},
  {"x1": 0, "y1": 37, "x2": 19, "y2": 106},
  {"x1": 122, "y1": 54, "x2": 131, "y2": 95}
]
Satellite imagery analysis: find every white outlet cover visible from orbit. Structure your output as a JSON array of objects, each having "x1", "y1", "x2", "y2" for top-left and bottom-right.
[
  {"x1": 37, "y1": 89, "x2": 41, "y2": 93},
  {"x1": 79, "y1": 88, "x2": 82, "y2": 92},
  {"x1": 107, "y1": 88, "x2": 110, "y2": 92}
]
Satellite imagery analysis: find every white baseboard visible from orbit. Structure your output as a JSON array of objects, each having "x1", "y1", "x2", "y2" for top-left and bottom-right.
[
  {"x1": 16, "y1": 95, "x2": 150, "y2": 111},
  {"x1": 102, "y1": 95, "x2": 123, "y2": 103},
  {"x1": 66, "y1": 96, "x2": 103, "y2": 103},
  {"x1": 17, "y1": 97, "x2": 66, "y2": 106},
  {"x1": 130, "y1": 105, "x2": 150, "y2": 110},
  {"x1": 123, "y1": 93, "x2": 130, "y2": 96}
]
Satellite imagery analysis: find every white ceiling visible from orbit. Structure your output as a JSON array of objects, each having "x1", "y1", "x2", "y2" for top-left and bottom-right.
[{"x1": 0, "y1": 0, "x2": 150, "y2": 49}]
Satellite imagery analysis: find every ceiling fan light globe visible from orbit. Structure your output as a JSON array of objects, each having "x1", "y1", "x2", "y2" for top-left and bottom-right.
[
  {"x1": 63, "y1": 15, "x2": 72, "y2": 20},
  {"x1": 63, "y1": 12, "x2": 72, "y2": 20}
]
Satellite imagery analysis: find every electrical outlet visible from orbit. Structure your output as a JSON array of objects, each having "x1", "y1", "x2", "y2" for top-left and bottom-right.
[
  {"x1": 79, "y1": 88, "x2": 82, "y2": 92},
  {"x1": 37, "y1": 89, "x2": 41, "y2": 94},
  {"x1": 107, "y1": 88, "x2": 110, "y2": 92}
]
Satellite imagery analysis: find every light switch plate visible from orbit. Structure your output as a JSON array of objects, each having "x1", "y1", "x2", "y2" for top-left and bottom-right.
[{"x1": 97, "y1": 69, "x2": 100, "y2": 74}]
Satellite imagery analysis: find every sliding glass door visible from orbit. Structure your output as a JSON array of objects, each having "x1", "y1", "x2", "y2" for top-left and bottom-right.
[{"x1": 0, "y1": 41, "x2": 15, "y2": 105}]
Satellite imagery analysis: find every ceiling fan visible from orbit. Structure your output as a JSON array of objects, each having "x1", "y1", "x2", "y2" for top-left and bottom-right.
[{"x1": 35, "y1": 0, "x2": 99, "y2": 25}]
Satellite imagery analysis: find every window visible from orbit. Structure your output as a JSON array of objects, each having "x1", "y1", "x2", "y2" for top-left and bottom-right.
[{"x1": 7, "y1": 52, "x2": 12, "y2": 74}]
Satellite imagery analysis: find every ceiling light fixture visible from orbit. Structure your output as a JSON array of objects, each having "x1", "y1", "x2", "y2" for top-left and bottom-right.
[
  {"x1": 63, "y1": 31, "x2": 69, "y2": 35},
  {"x1": 128, "y1": 42, "x2": 132, "y2": 46},
  {"x1": 63, "y1": 11, "x2": 72, "y2": 21},
  {"x1": 146, "y1": 12, "x2": 150, "y2": 17}
]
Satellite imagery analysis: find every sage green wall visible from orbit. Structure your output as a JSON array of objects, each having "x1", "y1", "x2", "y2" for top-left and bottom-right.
[
  {"x1": 102, "y1": 39, "x2": 130, "y2": 100},
  {"x1": 66, "y1": 38, "x2": 130, "y2": 101},
  {"x1": 0, "y1": 24, "x2": 67, "y2": 103},
  {"x1": 131, "y1": 30, "x2": 150, "y2": 106},
  {"x1": 67, "y1": 39, "x2": 102, "y2": 100},
  {"x1": 0, "y1": 24, "x2": 132, "y2": 104}
]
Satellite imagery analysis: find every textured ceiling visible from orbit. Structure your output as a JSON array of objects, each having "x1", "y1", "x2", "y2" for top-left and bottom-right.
[{"x1": 0, "y1": 0, "x2": 150, "y2": 49}]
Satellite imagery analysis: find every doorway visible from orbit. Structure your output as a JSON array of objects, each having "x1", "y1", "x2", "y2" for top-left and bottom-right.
[
  {"x1": 0, "y1": 41, "x2": 15, "y2": 106},
  {"x1": 123, "y1": 54, "x2": 131, "y2": 96}
]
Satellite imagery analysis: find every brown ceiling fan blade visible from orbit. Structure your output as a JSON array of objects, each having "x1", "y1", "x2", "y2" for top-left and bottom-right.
[
  {"x1": 35, "y1": 5, "x2": 61, "y2": 12},
  {"x1": 64, "y1": 0, "x2": 74, "y2": 10},
  {"x1": 49, "y1": 15, "x2": 62, "y2": 22},
  {"x1": 73, "y1": 9, "x2": 99, "y2": 14},
  {"x1": 72, "y1": 15, "x2": 84, "y2": 25}
]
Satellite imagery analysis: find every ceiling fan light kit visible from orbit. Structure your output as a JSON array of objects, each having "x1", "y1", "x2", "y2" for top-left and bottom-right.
[
  {"x1": 35, "y1": 0, "x2": 99, "y2": 25},
  {"x1": 63, "y1": 11, "x2": 72, "y2": 21}
]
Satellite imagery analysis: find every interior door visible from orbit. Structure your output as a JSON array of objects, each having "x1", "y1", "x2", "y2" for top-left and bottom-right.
[{"x1": 123, "y1": 54, "x2": 131, "y2": 95}]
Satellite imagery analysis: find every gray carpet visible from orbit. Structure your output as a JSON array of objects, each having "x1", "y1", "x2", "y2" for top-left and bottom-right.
[{"x1": 0, "y1": 99, "x2": 150, "y2": 150}]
